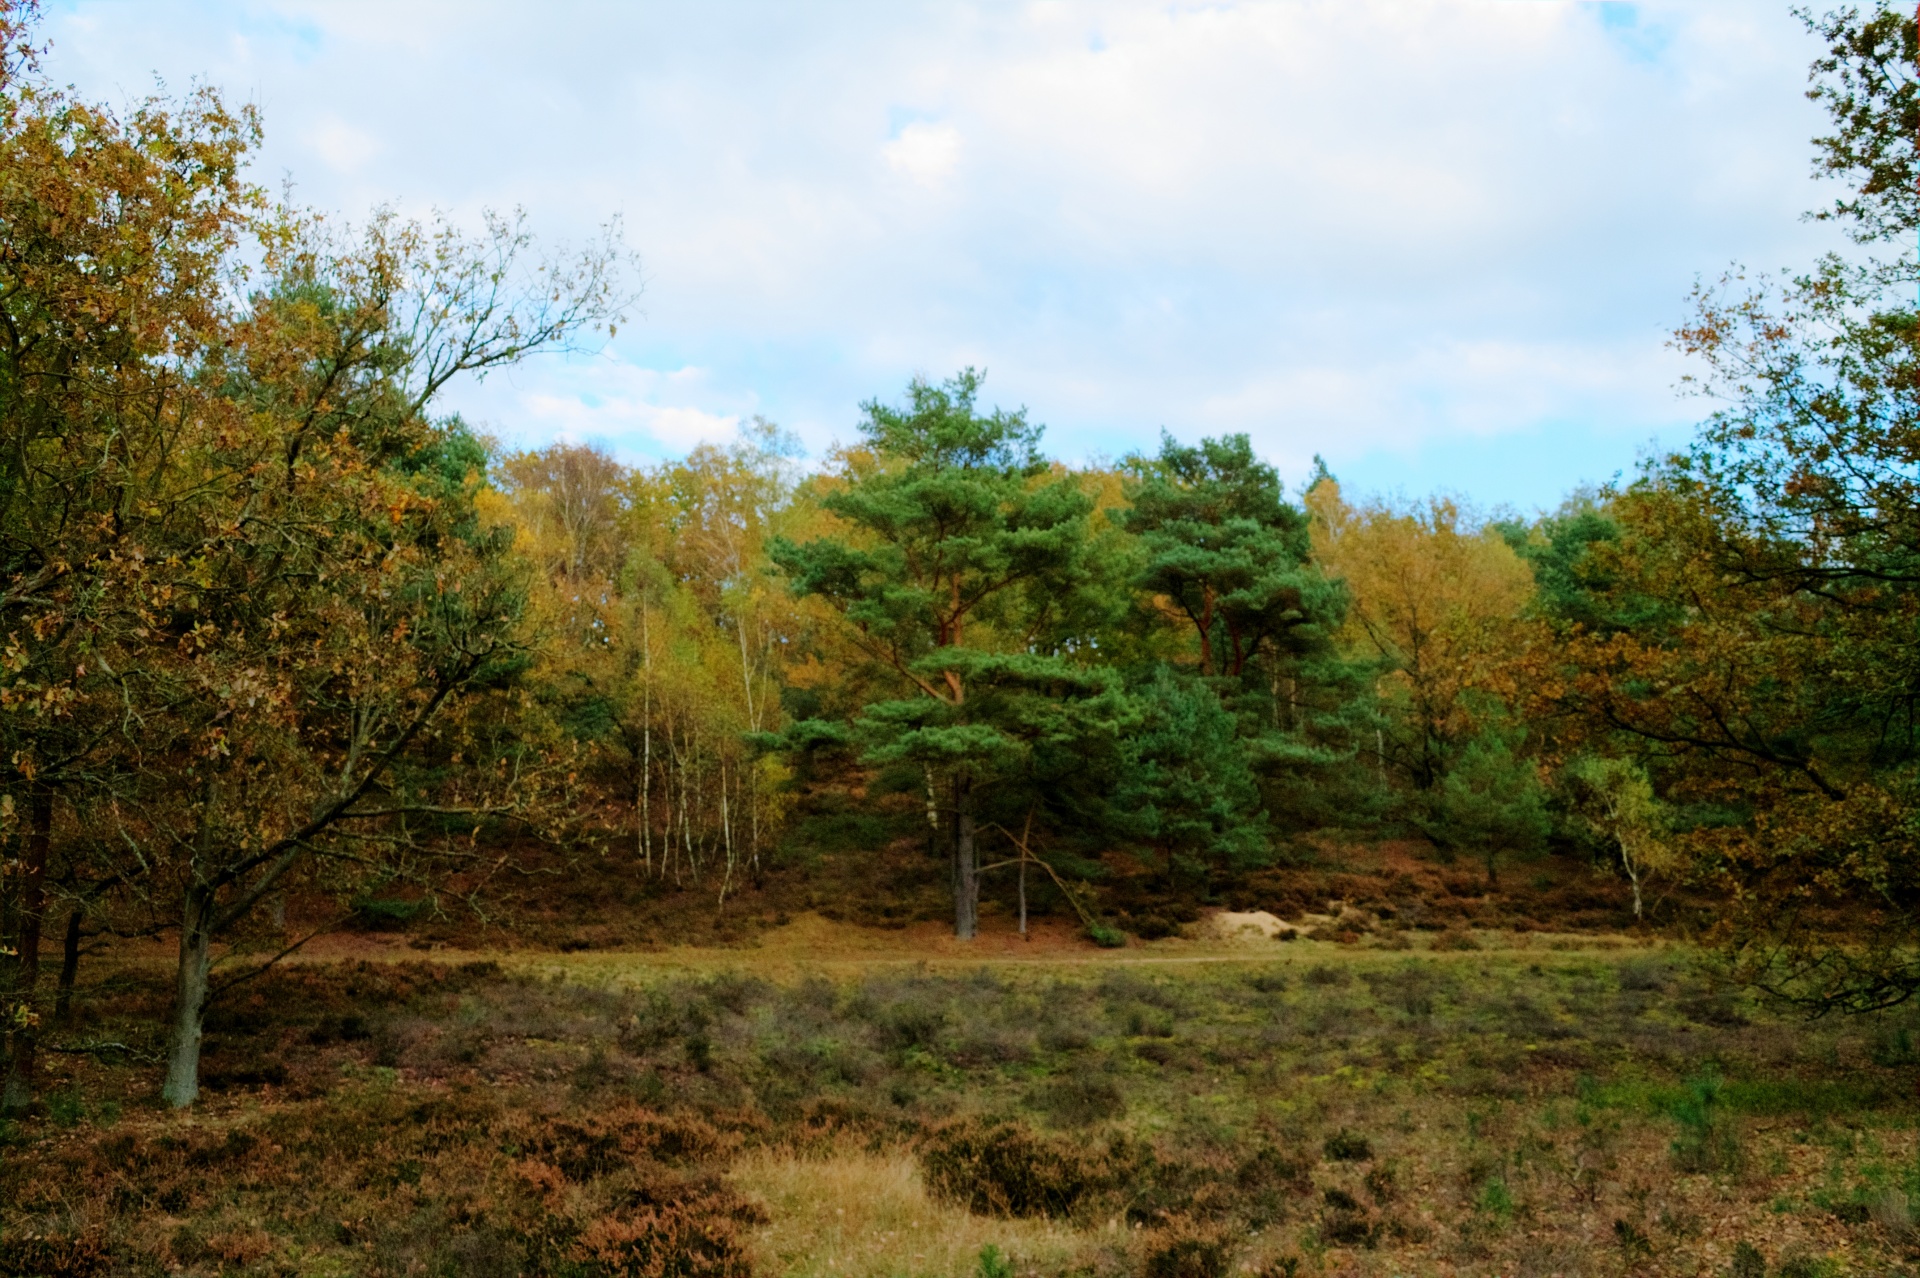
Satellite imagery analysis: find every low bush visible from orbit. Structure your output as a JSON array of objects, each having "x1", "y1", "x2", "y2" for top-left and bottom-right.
[
  {"x1": 1032, "y1": 1073, "x2": 1127, "y2": 1128},
  {"x1": 1670, "y1": 1073, "x2": 1743, "y2": 1174},
  {"x1": 1141, "y1": 1217, "x2": 1235, "y2": 1278},
  {"x1": 0, "y1": 1230, "x2": 109, "y2": 1278},
  {"x1": 1323, "y1": 1129, "x2": 1372, "y2": 1161},
  {"x1": 920, "y1": 1117, "x2": 1092, "y2": 1218},
  {"x1": 1320, "y1": 1187, "x2": 1377, "y2": 1247},
  {"x1": 1616, "y1": 958, "x2": 1668, "y2": 992},
  {"x1": 349, "y1": 896, "x2": 428, "y2": 931},
  {"x1": 563, "y1": 1195, "x2": 758, "y2": 1278}
]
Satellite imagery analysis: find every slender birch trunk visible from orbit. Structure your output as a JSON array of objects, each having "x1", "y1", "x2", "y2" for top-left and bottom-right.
[
  {"x1": 718, "y1": 757, "x2": 735, "y2": 907},
  {"x1": 1017, "y1": 850, "x2": 1028, "y2": 940},
  {"x1": 640, "y1": 599, "x2": 652, "y2": 875}
]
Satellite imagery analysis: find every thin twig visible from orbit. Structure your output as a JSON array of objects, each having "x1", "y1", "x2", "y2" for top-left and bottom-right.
[{"x1": 207, "y1": 915, "x2": 350, "y2": 1003}]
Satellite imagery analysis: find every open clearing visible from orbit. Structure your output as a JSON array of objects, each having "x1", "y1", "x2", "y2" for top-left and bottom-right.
[{"x1": 6, "y1": 919, "x2": 1918, "y2": 1277}]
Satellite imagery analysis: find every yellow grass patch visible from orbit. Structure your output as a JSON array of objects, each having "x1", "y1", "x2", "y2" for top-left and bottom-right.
[{"x1": 730, "y1": 1147, "x2": 1088, "y2": 1278}]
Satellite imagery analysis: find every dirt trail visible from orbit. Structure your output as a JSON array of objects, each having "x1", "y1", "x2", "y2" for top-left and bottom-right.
[{"x1": 179, "y1": 911, "x2": 1660, "y2": 986}]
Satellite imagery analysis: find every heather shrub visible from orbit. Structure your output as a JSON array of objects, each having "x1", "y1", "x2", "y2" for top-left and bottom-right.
[
  {"x1": 1031, "y1": 1072, "x2": 1127, "y2": 1128},
  {"x1": 1319, "y1": 1187, "x2": 1377, "y2": 1247},
  {"x1": 920, "y1": 1117, "x2": 1092, "y2": 1218},
  {"x1": 1323, "y1": 1129, "x2": 1372, "y2": 1162},
  {"x1": 1141, "y1": 1217, "x2": 1235, "y2": 1278},
  {"x1": 0, "y1": 1229, "x2": 108, "y2": 1278}
]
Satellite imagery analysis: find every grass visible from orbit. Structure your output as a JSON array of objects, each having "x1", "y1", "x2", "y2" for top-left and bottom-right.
[
  {"x1": 729, "y1": 1148, "x2": 1082, "y2": 1278},
  {"x1": 5, "y1": 926, "x2": 1918, "y2": 1275}
]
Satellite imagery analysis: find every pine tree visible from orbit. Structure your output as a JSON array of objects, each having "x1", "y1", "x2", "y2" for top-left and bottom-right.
[{"x1": 771, "y1": 371, "x2": 1113, "y2": 938}]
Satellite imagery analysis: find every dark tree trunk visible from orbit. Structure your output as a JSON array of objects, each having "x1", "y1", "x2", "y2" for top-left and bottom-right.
[
  {"x1": 53, "y1": 907, "x2": 81, "y2": 1025},
  {"x1": 952, "y1": 774, "x2": 977, "y2": 940},
  {"x1": 2, "y1": 785, "x2": 53, "y2": 1115},
  {"x1": 161, "y1": 884, "x2": 216, "y2": 1109}
]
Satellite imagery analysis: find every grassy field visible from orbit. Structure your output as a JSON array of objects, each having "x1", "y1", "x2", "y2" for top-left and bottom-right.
[{"x1": 5, "y1": 921, "x2": 1920, "y2": 1277}]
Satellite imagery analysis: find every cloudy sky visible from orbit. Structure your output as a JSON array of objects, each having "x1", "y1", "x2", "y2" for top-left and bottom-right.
[{"x1": 41, "y1": 1, "x2": 1848, "y2": 508}]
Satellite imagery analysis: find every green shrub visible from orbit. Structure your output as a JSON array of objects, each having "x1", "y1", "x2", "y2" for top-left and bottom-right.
[
  {"x1": 47, "y1": 1089, "x2": 87, "y2": 1128},
  {"x1": 1031, "y1": 1074, "x2": 1127, "y2": 1128},
  {"x1": 1616, "y1": 958, "x2": 1668, "y2": 992},
  {"x1": 350, "y1": 896, "x2": 427, "y2": 930},
  {"x1": 1669, "y1": 1073, "x2": 1742, "y2": 1174},
  {"x1": 1612, "y1": 1218, "x2": 1651, "y2": 1259},
  {"x1": 1131, "y1": 914, "x2": 1179, "y2": 940},
  {"x1": 1087, "y1": 922, "x2": 1127, "y2": 948},
  {"x1": 1775, "y1": 1253, "x2": 1841, "y2": 1278},
  {"x1": 1869, "y1": 1025, "x2": 1918, "y2": 1067},
  {"x1": 1323, "y1": 1129, "x2": 1372, "y2": 1161},
  {"x1": 975, "y1": 1243, "x2": 1014, "y2": 1278}
]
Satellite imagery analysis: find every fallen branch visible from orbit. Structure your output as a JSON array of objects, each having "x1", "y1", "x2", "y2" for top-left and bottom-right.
[
  {"x1": 981, "y1": 822, "x2": 1112, "y2": 936},
  {"x1": 43, "y1": 1039, "x2": 160, "y2": 1064}
]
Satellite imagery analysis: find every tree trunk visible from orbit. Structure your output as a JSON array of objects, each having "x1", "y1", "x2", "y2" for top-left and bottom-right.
[
  {"x1": 161, "y1": 885, "x2": 216, "y2": 1109},
  {"x1": 1017, "y1": 850, "x2": 1028, "y2": 940},
  {"x1": 2, "y1": 784, "x2": 53, "y2": 1115},
  {"x1": 53, "y1": 907, "x2": 81, "y2": 1026},
  {"x1": 1622, "y1": 840, "x2": 1644, "y2": 920},
  {"x1": 952, "y1": 774, "x2": 978, "y2": 940},
  {"x1": 641, "y1": 600, "x2": 652, "y2": 876}
]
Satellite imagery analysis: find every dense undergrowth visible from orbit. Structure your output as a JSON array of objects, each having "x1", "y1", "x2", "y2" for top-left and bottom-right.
[{"x1": 6, "y1": 941, "x2": 1920, "y2": 1276}]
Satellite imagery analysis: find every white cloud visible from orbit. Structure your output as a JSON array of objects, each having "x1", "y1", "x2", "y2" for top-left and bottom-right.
[
  {"x1": 883, "y1": 121, "x2": 962, "y2": 186},
  {"x1": 36, "y1": 0, "x2": 1847, "y2": 504},
  {"x1": 307, "y1": 116, "x2": 380, "y2": 173}
]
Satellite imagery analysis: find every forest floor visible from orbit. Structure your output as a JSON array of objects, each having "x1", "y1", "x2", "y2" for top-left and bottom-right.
[{"x1": 6, "y1": 910, "x2": 1920, "y2": 1278}]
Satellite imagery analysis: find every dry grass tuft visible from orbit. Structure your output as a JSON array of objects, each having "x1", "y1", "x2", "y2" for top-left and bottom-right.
[{"x1": 729, "y1": 1147, "x2": 1086, "y2": 1278}]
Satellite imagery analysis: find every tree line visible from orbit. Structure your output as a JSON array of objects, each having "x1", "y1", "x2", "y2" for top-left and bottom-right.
[{"x1": 4, "y1": 0, "x2": 1920, "y2": 1113}]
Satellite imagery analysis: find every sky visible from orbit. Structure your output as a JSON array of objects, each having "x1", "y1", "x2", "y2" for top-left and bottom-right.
[{"x1": 39, "y1": 0, "x2": 1850, "y2": 510}]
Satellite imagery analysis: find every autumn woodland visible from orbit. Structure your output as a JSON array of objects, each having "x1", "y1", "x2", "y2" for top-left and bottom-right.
[{"x1": 6, "y1": 1, "x2": 1920, "y2": 1275}]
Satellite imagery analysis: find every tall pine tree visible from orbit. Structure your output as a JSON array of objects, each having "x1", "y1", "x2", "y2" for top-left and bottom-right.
[{"x1": 771, "y1": 371, "x2": 1116, "y2": 938}]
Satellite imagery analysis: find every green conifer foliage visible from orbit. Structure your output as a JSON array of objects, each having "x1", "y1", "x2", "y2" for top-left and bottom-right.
[
  {"x1": 1123, "y1": 433, "x2": 1340, "y2": 681},
  {"x1": 770, "y1": 371, "x2": 1114, "y2": 938},
  {"x1": 1107, "y1": 666, "x2": 1269, "y2": 886}
]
